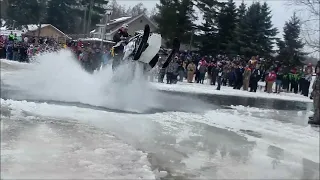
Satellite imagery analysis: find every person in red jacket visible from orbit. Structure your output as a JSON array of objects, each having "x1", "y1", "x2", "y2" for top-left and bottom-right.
[{"x1": 266, "y1": 70, "x2": 277, "y2": 93}]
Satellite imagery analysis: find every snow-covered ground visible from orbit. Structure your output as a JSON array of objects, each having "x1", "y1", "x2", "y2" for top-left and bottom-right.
[
  {"x1": 152, "y1": 80, "x2": 313, "y2": 103},
  {"x1": 1, "y1": 53, "x2": 319, "y2": 179}
]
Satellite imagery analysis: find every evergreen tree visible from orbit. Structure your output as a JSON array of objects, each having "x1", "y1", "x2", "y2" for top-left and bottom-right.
[
  {"x1": 237, "y1": 0, "x2": 246, "y2": 20},
  {"x1": 154, "y1": 0, "x2": 196, "y2": 46},
  {"x1": 234, "y1": 2, "x2": 278, "y2": 58},
  {"x1": 239, "y1": 2, "x2": 261, "y2": 57},
  {"x1": 46, "y1": 0, "x2": 80, "y2": 33},
  {"x1": 216, "y1": 0, "x2": 237, "y2": 55},
  {"x1": 232, "y1": 1, "x2": 247, "y2": 55},
  {"x1": 6, "y1": 0, "x2": 48, "y2": 27},
  {"x1": 154, "y1": 0, "x2": 177, "y2": 46},
  {"x1": 258, "y1": 2, "x2": 278, "y2": 57},
  {"x1": 196, "y1": 0, "x2": 221, "y2": 55},
  {"x1": 176, "y1": 0, "x2": 197, "y2": 43},
  {"x1": 277, "y1": 13, "x2": 306, "y2": 66}
]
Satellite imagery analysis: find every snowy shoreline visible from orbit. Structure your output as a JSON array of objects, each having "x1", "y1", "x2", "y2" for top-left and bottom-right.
[{"x1": 152, "y1": 82, "x2": 313, "y2": 103}]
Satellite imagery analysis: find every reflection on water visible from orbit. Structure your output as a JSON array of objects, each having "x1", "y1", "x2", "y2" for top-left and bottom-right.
[
  {"x1": 267, "y1": 145, "x2": 284, "y2": 169},
  {"x1": 165, "y1": 91, "x2": 312, "y2": 111}
]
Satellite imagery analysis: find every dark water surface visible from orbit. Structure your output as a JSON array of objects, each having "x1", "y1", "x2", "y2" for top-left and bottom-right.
[
  {"x1": 160, "y1": 90, "x2": 313, "y2": 111},
  {"x1": 1, "y1": 83, "x2": 313, "y2": 112}
]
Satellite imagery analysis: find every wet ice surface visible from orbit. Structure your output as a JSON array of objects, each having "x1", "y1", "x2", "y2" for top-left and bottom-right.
[
  {"x1": 1, "y1": 58, "x2": 319, "y2": 179},
  {"x1": 1, "y1": 99, "x2": 319, "y2": 179}
]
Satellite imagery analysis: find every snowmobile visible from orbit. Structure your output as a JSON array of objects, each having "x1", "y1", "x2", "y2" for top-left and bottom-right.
[{"x1": 110, "y1": 24, "x2": 180, "y2": 72}]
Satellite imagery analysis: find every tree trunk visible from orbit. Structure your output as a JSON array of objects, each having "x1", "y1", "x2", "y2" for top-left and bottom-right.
[{"x1": 37, "y1": 23, "x2": 42, "y2": 38}]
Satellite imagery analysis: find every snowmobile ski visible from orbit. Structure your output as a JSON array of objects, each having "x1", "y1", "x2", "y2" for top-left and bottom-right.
[
  {"x1": 148, "y1": 54, "x2": 160, "y2": 68},
  {"x1": 133, "y1": 24, "x2": 151, "y2": 60},
  {"x1": 162, "y1": 37, "x2": 180, "y2": 69}
]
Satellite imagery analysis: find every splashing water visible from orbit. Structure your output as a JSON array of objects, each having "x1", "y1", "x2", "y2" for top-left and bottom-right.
[{"x1": 2, "y1": 49, "x2": 212, "y2": 113}]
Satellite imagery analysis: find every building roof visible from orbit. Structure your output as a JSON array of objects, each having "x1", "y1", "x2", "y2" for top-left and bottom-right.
[
  {"x1": 96, "y1": 16, "x2": 132, "y2": 27},
  {"x1": 23, "y1": 24, "x2": 71, "y2": 39},
  {"x1": 106, "y1": 14, "x2": 158, "y2": 36},
  {"x1": 77, "y1": 38, "x2": 115, "y2": 43},
  {"x1": 109, "y1": 16, "x2": 132, "y2": 24}
]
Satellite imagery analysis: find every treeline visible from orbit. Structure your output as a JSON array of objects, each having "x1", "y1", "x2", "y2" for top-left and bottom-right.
[
  {"x1": 154, "y1": 0, "x2": 307, "y2": 66},
  {"x1": 2, "y1": 0, "x2": 307, "y2": 66},
  {"x1": 1, "y1": 0, "x2": 149, "y2": 34}
]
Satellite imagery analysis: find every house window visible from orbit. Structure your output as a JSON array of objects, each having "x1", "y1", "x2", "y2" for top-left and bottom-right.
[{"x1": 140, "y1": 20, "x2": 143, "y2": 23}]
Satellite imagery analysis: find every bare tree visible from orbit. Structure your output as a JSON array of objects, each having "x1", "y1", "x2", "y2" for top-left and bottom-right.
[
  {"x1": 289, "y1": 0, "x2": 320, "y2": 53},
  {"x1": 126, "y1": 3, "x2": 148, "y2": 17},
  {"x1": 149, "y1": 7, "x2": 157, "y2": 22},
  {"x1": 109, "y1": 0, "x2": 128, "y2": 19}
]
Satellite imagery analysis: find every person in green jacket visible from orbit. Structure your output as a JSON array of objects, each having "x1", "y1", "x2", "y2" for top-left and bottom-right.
[
  {"x1": 8, "y1": 32, "x2": 15, "y2": 42},
  {"x1": 290, "y1": 71, "x2": 300, "y2": 93}
]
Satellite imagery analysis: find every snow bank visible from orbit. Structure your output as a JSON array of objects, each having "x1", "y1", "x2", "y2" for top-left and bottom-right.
[
  {"x1": 1, "y1": 59, "x2": 30, "y2": 66},
  {"x1": 152, "y1": 81, "x2": 313, "y2": 103}
]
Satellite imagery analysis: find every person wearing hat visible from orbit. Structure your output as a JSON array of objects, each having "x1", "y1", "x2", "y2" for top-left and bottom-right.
[
  {"x1": 187, "y1": 61, "x2": 196, "y2": 83},
  {"x1": 113, "y1": 23, "x2": 129, "y2": 44},
  {"x1": 309, "y1": 62, "x2": 320, "y2": 125},
  {"x1": 301, "y1": 63, "x2": 313, "y2": 96},
  {"x1": 112, "y1": 23, "x2": 129, "y2": 71}
]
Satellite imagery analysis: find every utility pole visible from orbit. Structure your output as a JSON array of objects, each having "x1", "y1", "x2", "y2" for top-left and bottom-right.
[{"x1": 100, "y1": 8, "x2": 113, "y2": 49}]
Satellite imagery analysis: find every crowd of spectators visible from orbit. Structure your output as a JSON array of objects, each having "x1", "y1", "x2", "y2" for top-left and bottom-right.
[
  {"x1": 0, "y1": 31, "x2": 65, "y2": 62},
  {"x1": 155, "y1": 52, "x2": 316, "y2": 97}
]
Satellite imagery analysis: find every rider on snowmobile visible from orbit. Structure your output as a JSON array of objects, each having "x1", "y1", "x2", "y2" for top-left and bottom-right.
[
  {"x1": 112, "y1": 23, "x2": 129, "y2": 51},
  {"x1": 112, "y1": 23, "x2": 130, "y2": 70}
]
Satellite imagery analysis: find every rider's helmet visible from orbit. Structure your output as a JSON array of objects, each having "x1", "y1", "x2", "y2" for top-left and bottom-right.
[{"x1": 121, "y1": 23, "x2": 129, "y2": 32}]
